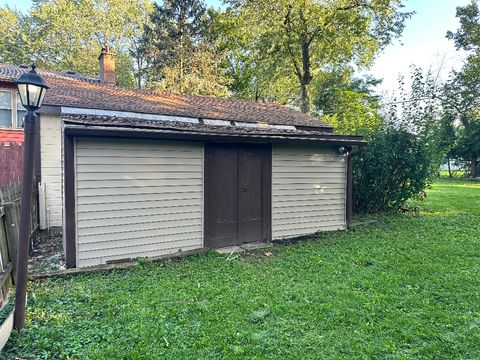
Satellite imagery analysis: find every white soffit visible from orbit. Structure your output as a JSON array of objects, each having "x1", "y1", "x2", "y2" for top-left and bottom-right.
[{"x1": 61, "y1": 107, "x2": 199, "y2": 124}]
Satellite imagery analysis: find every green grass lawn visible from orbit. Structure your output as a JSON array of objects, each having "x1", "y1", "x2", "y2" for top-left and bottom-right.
[
  {"x1": 438, "y1": 169, "x2": 466, "y2": 178},
  {"x1": 4, "y1": 179, "x2": 480, "y2": 359}
]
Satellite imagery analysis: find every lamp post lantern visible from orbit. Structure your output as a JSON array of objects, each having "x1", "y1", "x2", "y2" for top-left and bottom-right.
[{"x1": 14, "y1": 64, "x2": 49, "y2": 329}]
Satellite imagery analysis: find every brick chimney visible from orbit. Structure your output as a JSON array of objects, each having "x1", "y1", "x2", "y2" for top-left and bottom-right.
[{"x1": 98, "y1": 45, "x2": 115, "y2": 85}]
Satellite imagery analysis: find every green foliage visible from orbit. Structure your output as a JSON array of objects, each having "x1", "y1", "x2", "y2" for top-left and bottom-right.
[
  {"x1": 0, "y1": 295, "x2": 14, "y2": 324},
  {"x1": 4, "y1": 179, "x2": 480, "y2": 358},
  {"x1": 0, "y1": 0, "x2": 154, "y2": 87},
  {"x1": 443, "y1": 1, "x2": 480, "y2": 176},
  {"x1": 446, "y1": 0, "x2": 480, "y2": 55},
  {"x1": 0, "y1": 7, "x2": 31, "y2": 65},
  {"x1": 208, "y1": 8, "x2": 265, "y2": 101},
  {"x1": 223, "y1": 0, "x2": 411, "y2": 112},
  {"x1": 0, "y1": 0, "x2": 410, "y2": 105},
  {"x1": 314, "y1": 70, "x2": 382, "y2": 135},
  {"x1": 140, "y1": 0, "x2": 231, "y2": 96},
  {"x1": 352, "y1": 67, "x2": 446, "y2": 213},
  {"x1": 353, "y1": 126, "x2": 436, "y2": 213}
]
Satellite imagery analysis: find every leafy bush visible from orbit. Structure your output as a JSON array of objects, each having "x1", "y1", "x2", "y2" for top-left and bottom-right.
[
  {"x1": 0, "y1": 294, "x2": 15, "y2": 324},
  {"x1": 353, "y1": 126, "x2": 438, "y2": 213}
]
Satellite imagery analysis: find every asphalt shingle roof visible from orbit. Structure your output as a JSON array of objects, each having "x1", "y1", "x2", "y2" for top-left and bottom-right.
[{"x1": 0, "y1": 64, "x2": 333, "y2": 130}]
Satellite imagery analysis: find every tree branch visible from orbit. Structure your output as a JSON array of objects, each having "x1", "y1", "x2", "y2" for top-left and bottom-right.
[
  {"x1": 283, "y1": 4, "x2": 302, "y2": 80},
  {"x1": 307, "y1": 0, "x2": 373, "y2": 45}
]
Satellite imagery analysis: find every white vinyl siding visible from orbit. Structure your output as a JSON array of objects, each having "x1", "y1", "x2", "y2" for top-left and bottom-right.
[
  {"x1": 40, "y1": 114, "x2": 63, "y2": 227},
  {"x1": 75, "y1": 138, "x2": 204, "y2": 268},
  {"x1": 272, "y1": 144, "x2": 346, "y2": 239}
]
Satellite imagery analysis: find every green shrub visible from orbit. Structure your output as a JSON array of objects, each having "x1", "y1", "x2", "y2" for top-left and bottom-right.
[{"x1": 353, "y1": 126, "x2": 437, "y2": 213}]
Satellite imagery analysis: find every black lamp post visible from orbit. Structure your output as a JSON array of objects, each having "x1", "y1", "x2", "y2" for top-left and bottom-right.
[{"x1": 14, "y1": 64, "x2": 49, "y2": 329}]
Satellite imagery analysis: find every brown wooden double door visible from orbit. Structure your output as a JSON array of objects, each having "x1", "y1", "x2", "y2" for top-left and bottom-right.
[{"x1": 204, "y1": 143, "x2": 272, "y2": 248}]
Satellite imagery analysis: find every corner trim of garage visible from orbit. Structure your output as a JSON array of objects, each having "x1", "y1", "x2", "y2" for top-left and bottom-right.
[
  {"x1": 263, "y1": 144, "x2": 272, "y2": 242},
  {"x1": 64, "y1": 135, "x2": 77, "y2": 268}
]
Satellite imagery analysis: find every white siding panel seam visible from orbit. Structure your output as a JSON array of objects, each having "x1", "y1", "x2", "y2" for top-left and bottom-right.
[
  {"x1": 78, "y1": 221, "x2": 202, "y2": 237},
  {"x1": 79, "y1": 237, "x2": 202, "y2": 255},
  {"x1": 79, "y1": 229, "x2": 201, "y2": 245}
]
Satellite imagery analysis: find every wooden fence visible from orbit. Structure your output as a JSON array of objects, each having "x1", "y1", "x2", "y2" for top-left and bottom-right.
[
  {"x1": 0, "y1": 142, "x2": 23, "y2": 189},
  {"x1": 0, "y1": 183, "x2": 39, "y2": 308}
]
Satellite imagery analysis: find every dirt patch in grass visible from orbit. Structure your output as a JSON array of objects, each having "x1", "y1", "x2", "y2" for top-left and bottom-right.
[{"x1": 28, "y1": 235, "x2": 65, "y2": 273}]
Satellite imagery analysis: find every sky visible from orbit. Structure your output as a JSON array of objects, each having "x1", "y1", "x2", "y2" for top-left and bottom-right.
[
  {"x1": 367, "y1": 0, "x2": 470, "y2": 95},
  {"x1": 1, "y1": 0, "x2": 470, "y2": 95}
]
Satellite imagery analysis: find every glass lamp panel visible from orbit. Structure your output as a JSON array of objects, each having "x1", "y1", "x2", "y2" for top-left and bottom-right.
[
  {"x1": 17, "y1": 84, "x2": 28, "y2": 109},
  {"x1": 37, "y1": 88, "x2": 46, "y2": 108},
  {"x1": 27, "y1": 84, "x2": 42, "y2": 108}
]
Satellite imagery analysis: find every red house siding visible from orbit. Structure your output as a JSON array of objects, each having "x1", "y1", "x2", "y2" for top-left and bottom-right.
[
  {"x1": 0, "y1": 140, "x2": 23, "y2": 188},
  {"x1": 0, "y1": 129, "x2": 24, "y2": 144}
]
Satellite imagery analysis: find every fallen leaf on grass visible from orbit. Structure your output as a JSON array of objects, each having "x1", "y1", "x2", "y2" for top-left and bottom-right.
[{"x1": 264, "y1": 252, "x2": 273, "y2": 257}]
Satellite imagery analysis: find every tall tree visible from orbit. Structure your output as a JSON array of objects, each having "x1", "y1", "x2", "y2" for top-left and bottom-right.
[
  {"x1": 447, "y1": 0, "x2": 480, "y2": 56},
  {"x1": 444, "y1": 0, "x2": 480, "y2": 177},
  {"x1": 0, "y1": 7, "x2": 31, "y2": 65},
  {"x1": 0, "y1": 0, "x2": 153, "y2": 87},
  {"x1": 225, "y1": 0, "x2": 411, "y2": 113},
  {"x1": 442, "y1": 62, "x2": 480, "y2": 177},
  {"x1": 140, "y1": 0, "x2": 230, "y2": 96}
]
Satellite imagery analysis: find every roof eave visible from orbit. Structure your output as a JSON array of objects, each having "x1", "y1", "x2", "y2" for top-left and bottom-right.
[{"x1": 63, "y1": 124, "x2": 367, "y2": 146}]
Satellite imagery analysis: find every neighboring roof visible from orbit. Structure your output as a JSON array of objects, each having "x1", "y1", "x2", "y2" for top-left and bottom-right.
[
  {"x1": 0, "y1": 64, "x2": 100, "y2": 84},
  {"x1": 62, "y1": 114, "x2": 367, "y2": 146},
  {"x1": 0, "y1": 129, "x2": 24, "y2": 144},
  {"x1": 0, "y1": 64, "x2": 333, "y2": 130}
]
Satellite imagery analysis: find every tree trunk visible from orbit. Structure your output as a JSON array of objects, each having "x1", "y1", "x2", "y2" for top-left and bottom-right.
[
  {"x1": 299, "y1": 31, "x2": 312, "y2": 114},
  {"x1": 300, "y1": 81, "x2": 310, "y2": 113},
  {"x1": 447, "y1": 157, "x2": 452, "y2": 178},
  {"x1": 284, "y1": 7, "x2": 312, "y2": 113},
  {"x1": 471, "y1": 157, "x2": 478, "y2": 178}
]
